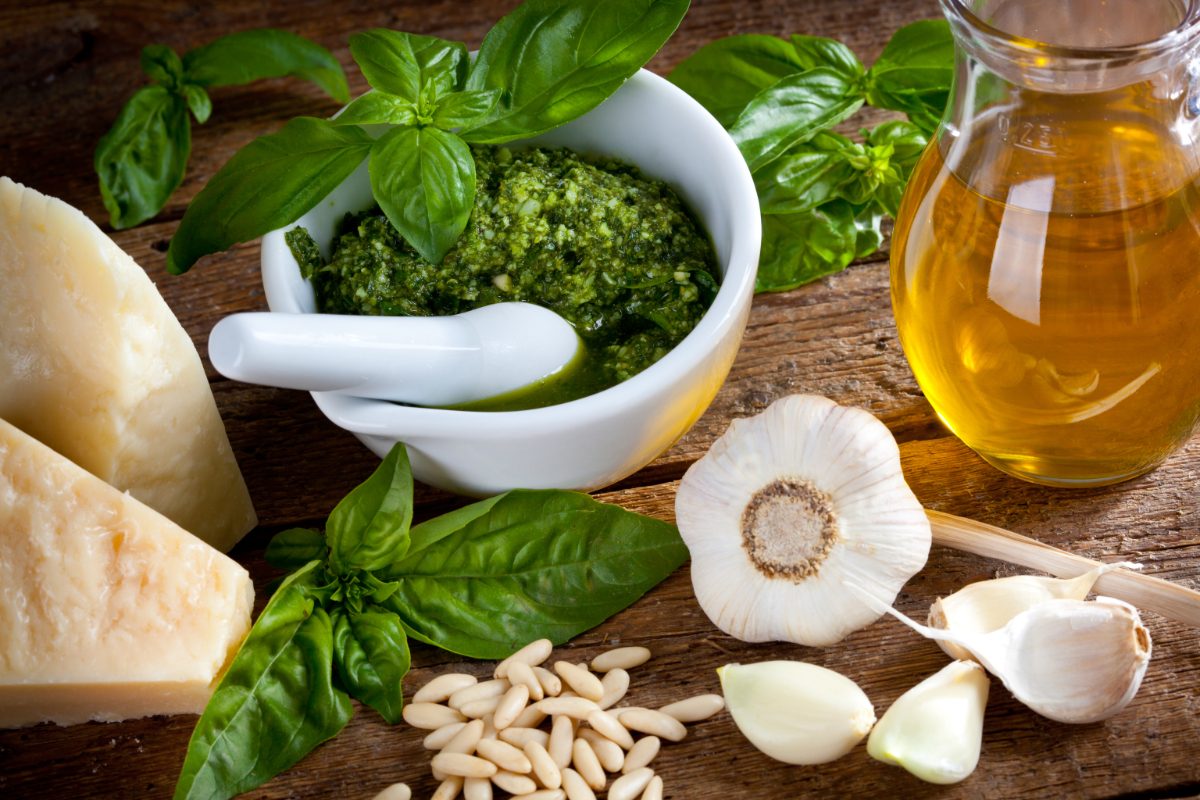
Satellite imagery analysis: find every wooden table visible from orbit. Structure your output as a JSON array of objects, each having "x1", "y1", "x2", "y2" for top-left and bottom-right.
[{"x1": 3, "y1": 1, "x2": 1199, "y2": 798}]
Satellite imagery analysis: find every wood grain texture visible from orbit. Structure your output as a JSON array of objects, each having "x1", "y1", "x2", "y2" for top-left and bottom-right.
[{"x1": 1, "y1": 0, "x2": 1198, "y2": 799}]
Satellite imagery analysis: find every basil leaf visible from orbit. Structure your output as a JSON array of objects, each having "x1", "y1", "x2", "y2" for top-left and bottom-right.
[
  {"x1": 865, "y1": 120, "x2": 928, "y2": 216},
  {"x1": 756, "y1": 201, "x2": 858, "y2": 292},
  {"x1": 142, "y1": 44, "x2": 184, "y2": 88},
  {"x1": 327, "y1": 442, "x2": 414, "y2": 574},
  {"x1": 183, "y1": 28, "x2": 349, "y2": 103},
  {"x1": 348, "y1": 29, "x2": 467, "y2": 104},
  {"x1": 332, "y1": 607, "x2": 411, "y2": 724},
  {"x1": 378, "y1": 490, "x2": 687, "y2": 659},
  {"x1": 95, "y1": 85, "x2": 190, "y2": 230},
  {"x1": 432, "y1": 89, "x2": 503, "y2": 130},
  {"x1": 266, "y1": 527, "x2": 328, "y2": 570},
  {"x1": 788, "y1": 34, "x2": 864, "y2": 78},
  {"x1": 369, "y1": 126, "x2": 475, "y2": 265},
  {"x1": 754, "y1": 131, "x2": 855, "y2": 214},
  {"x1": 181, "y1": 83, "x2": 212, "y2": 123},
  {"x1": 852, "y1": 201, "x2": 885, "y2": 260},
  {"x1": 174, "y1": 562, "x2": 353, "y2": 800},
  {"x1": 462, "y1": 0, "x2": 690, "y2": 143},
  {"x1": 730, "y1": 68, "x2": 864, "y2": 173},
  {"x1": 334, "y1": 90, "x2": 417, "y2": 127},
  {"x1": 166, "y1": 117, "x2": 371, "y2": 274},
  {"x1": 865, "y1": 19, "x2": 954, "y2": 135},
  {"x1": 668, "y1": 35, "x2": 812, "y2": 127}
]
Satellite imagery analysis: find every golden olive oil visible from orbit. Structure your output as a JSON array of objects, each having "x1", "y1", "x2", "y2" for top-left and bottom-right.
[{"x1": 891, "y1": 106, "x2": 1200, "y2": 485}]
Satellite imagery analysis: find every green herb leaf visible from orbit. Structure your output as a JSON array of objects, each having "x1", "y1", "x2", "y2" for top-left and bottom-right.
[
  {"x1": 331, "y1": 607, "x2": 411, "y2": 724},
  {"x1": 788, "y1": 34, "x2": 865, "y2": 78},
  {"x1": 327, "y1": 442, "x2": 414, "y2": 574},
  {"x1": 754, "y1": 131, "x2": 856, "y2": 214},
  {"x1": 852, "y1": 201, "x2": 885, "y2": 260},
  {"x1": 667, "y1": 34, "x2": 814, "y2": 127},
  {"x1": 95, "y1": 85, "x2": 191, "y2": 230},
  {"x1": 432, "y1": 89, "x2": 503, "y2": 130},
  {"x1": 174, "y1": 561, "x2": 353, "y2": 800},
  {"x1": 462, "y1": 0, "x2": 690, "y2": 143},
  {"x1": 368, "y1": 125, "x2": 475, "y2": 265},
  {"x1": 266, "y1": 527, "x2": 328, "y2": 570},
  {"x1": 348, "y1": 29, "x2": 467, "y2": 104},
  {"x1": 377, "y1": 490, "x2": 687, "y2": 659},
  {"x1": 142, "y1": 44, "x2": 185, "y2": 88},
  {"x1": 181, "y1": 84, "x2": 212, "y2": 123},
  {"x1": 864, "y1": 120, "x2": 928, "y2": 215},
  {"x1": 333, "y1": 90, "x2": 418, "y2": 127},
  {"x1": 730, "y1": 68, "x2": 864, "y2": 173},
  {"x1": 166, "y1": 116, "x2": 371, "y2": 274},
  {"x1": 756, "y1": 200, "x2": 858, "y2": 292},
  {"x1": 865, "y1": 19, "x2": 954, "y2": 135},
  {"x1": 183, "y1": 28, "x2": 349, "y2": 103}
]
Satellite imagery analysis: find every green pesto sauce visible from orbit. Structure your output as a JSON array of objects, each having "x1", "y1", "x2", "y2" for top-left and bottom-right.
[{"x1": 286, "y1": 145, "x2": 719, "y2": 410}]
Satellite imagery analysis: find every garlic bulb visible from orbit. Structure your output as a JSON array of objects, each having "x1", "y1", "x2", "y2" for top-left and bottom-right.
[
  {"x1": 867, "y1": 661, "x2": 989, "y2": 784},
  {"x1": 854, "y1": 585, "x2": 1152, "y2": 724},
  {"x1": 718, "y1": 661, "x2": 876, "y2": 765},
  {"x1": 929, "y1": 565, "x2": 1123, "y2": 661},
  {"x1": 676, "y1": 395, "x2": 931, "y2": 646}
]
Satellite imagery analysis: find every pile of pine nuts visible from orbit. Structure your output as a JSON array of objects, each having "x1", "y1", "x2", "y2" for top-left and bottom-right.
[{"x1": 379, "y1": 639, "x2": 724, "y2": 799}]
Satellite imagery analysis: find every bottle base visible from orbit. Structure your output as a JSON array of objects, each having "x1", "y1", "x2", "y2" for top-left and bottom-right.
[{"x1": 974, "y1": 451, "x2": 1164, "y2": 488}]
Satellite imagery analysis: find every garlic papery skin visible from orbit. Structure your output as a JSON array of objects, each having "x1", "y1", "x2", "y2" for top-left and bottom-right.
[
  {"x1": 676, "y1": 395, "x2": 931, "y2": 647},
  {"x1": 718, "y1": 661, "x2": 876, "y2": 765},
  {"x1": 929, "y1": 565, "x2": 1125, "y2": 661},
  {"x1": 867, "y1": 661, "x2": 989, "y2": 784}
]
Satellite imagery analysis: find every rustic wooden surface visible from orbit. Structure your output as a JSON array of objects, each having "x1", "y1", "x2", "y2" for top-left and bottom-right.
[{"x1": 2, "y1": 1, "x2": 1199, "y2": 798}]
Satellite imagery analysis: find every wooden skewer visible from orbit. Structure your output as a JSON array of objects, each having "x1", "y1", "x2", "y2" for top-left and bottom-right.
[{"x1": 927, "y1": 509, "x2": 1200, "y2": 629}]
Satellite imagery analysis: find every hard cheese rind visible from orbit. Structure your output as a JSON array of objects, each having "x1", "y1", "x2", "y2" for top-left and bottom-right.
[
  {"x1": 0, "y1": 176, "x2": 256, "y2": 551},
  {"x1": 0, "y1": 418, "x2": 254, "y2": 727}
]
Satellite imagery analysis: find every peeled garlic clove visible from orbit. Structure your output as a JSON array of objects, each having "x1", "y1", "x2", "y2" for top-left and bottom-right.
[
  {"x1": 867, "y1": 661, "x2": 989, "y2": 784},
  {"x1": 929, "y1": 566, "x2": 1116, "y2": 661},
  {"x1": 718, "y1": 661, "x2": 875, "y2": 765},
  {"x1": 677, "y1": 395, "x2": 931, "y2": 647}
]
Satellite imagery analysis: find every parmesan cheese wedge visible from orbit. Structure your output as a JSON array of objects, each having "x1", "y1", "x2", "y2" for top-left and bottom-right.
[
  {"x1": 0, "y1": 418, "x2": 254, "y2": 727},
  {"x1": 0, "y1": 176, "x2": 256, "y2": 551}
]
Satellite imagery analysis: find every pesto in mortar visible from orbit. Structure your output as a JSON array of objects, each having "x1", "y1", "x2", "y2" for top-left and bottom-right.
[{"x1": 286, "y1": 146, "x2": 719, "y2": 409}]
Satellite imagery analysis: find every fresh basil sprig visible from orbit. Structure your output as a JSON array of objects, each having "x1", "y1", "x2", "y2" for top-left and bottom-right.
[
  {"x1": 176, "y1": 443, "x2": 687, "y2": 800},
  {"x1": 95, "y1": 29, "x2": 348, "y2": 231},
  {"x1": 165, "y1": 0, "x2": 689, "y2": 274},
  {"x1": 670, "y1": 20, "x2": 953, "y2": 292}
]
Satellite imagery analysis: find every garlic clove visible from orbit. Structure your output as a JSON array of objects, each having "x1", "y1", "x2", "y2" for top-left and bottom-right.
[
  {"x1": 867, "y1": 661, "x2": 989, "y2": 784},
  {"x1": 929, "y1": 565, "x2": 1122, "y2": 661},
  {"x1": 718, "y1": 661, "x2": 876, "y2": 765},
  {"x1": 677, "y1": 395, "x2": 930, "y2": 647}
]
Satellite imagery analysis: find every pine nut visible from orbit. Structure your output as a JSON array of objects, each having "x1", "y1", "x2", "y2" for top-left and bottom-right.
[
  {"x1": 609, "y1": 768, "x2": 654, "y2": 800},
  {"x1": 493, "y1": 683, "x2": 530, "y2": 731},
  {"x1": 610, "y1": 706, "x2": 648, "y2": 720},
  {"x1": 520, "y1": 792, "x2": 566, "y2": 800},
  {"x1": 442, "y1": 719, "x2": 485, "y2": 756},
  {"x1": 415, "y1": 673, "x2": 478, "y2": 703},
  {"x1": 660, "y1": 693, "x2": 725, "y2": 723},
  {"x1": 578, "y1": 730, "x2": 624, "y2": 772},
  {"x1": 449, "y1": 679, "x2": 509, "y2": 710},
  {"x1": 491, "y1": 770, "x2": 538, "y2": 795},
  {"x1": 507, "y1": 659, "x2": 544, "y2": 701},
  {"x1": 641, "y1": 775, "x2": 663, "y2": 800},
  {"x1": 536, "y1": 697, "x2": 600, "y2": 719},
  {"x1": 432, "y1": 776, "x2": 464, "y2": 800},
  {"x1": 480, "y1": 714, "x2": 497, "y2": 741},
  {"x1": 571, "y1": 738, "x2": 606, "y2": 791},
  {"x1": 463, "y1": 776, "x2": 492, "y2": 800},
  {"x1": 561, "y1": 767, "x2": 598, "y2": 800},
  {"x1": 621, "y1": 736, "x2": 660, "y2": 773},
  {"x1": 459, "y1": 696, "x2": 502, "y2": 720},
  {"x1": 403, "y1": 702, "x2": 466, "y2": 730},
  {"x1": 598, "y1": 668, "x2": 630, "y2": 709},
  {"x1": 548, "y1": 714, "x2": 575, "y2": 769},
  {"x1": 586, "y1": 709, "x2": 634, "y2": 750},
  {"x1": 510, "y1": 703, "x2": 547, "y2": 729},
  {"x1": 424, "y1": 721, "x2": 467, "y2": 750},
  {"x1": 495, "y1": 639, "x2": 553, "y2": 678},
  {"x1": 524, "y1": 739, "x2": 562, "y2": 789},
  {"x1": 590, "y1": 646, "x2": 651, "y2": 673},
  {"x1": 431, "y1": 752, "x2": 498, "y2": 779},
  {"x1": 498, "y1": 726, "x2": 550, "y2": 749},
  {"x1": 533, "y1": 665, "x2": 563, "y2": 696},
  {"x1": 554, "y1": 661, "x2": 605, "y2": 702},
  {"x1": 372, "y1": 782, "x2": 412, "y2": 800},
  {"x1": 476, "y1": 738, "x2": 532, "y2": 774},
  {"x1": 618, "y1": 708, "x2": 687, "y2": 742}
]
